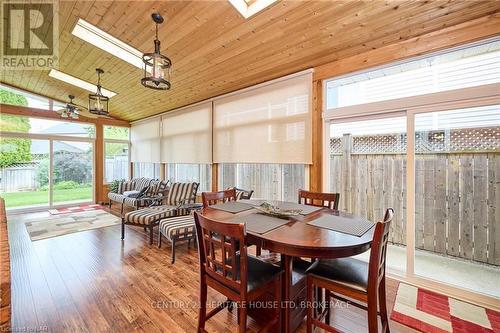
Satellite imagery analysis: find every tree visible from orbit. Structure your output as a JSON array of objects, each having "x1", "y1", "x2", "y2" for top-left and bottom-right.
[
  {"x1": 0, "y1": 89, "x2": 31, "y2": 167},
  {"x1": 36, "y1": 151, "x2": 92, "y2": 187}
]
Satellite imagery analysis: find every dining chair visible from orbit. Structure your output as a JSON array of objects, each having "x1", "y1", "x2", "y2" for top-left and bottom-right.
[
  {"x1": 298, "y1": 189, "x2": 340, "y2": 210},
  {"x1": 194, "y1": 212, "x2": 282, "y2": 333},
  {"x1": 306, "y1": 208, "x2": 394, "y2": 333},
  {"x1": 201, "y1": 189, "x2": 237, "y2": 208}
]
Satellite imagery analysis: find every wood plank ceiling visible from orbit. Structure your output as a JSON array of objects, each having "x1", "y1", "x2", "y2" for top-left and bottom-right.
[{"x1": 1, "y1": 0, "x2": 500, "y2": 122}]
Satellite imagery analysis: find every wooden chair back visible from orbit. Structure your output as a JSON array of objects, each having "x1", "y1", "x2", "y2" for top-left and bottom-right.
[
  {"x1": 194, "y1": 212, "x2": 248, "y2": 294},
  {"x1": 202, "y1": 189, "x2": 237, "y2": 208},
  {"x1": 368, "y1": 208, "x2": 394, "y2": 288},
  {"x1": 298, "y1": 189, "x2": 340, "y2": 210}
]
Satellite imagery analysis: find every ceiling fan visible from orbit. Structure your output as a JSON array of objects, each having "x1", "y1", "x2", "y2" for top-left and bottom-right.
[{"x1": 56, "y1": 94, "x2": 117, "y2": 120}]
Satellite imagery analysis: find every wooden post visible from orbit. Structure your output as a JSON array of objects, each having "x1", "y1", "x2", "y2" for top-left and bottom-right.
[
  {"x1": 309, "y1": 79, "x2": 323, "y2": 192},
  {"x1": 94, "y1": 123, "x2": 104, "y2": 203},
  {"x1": 211, "y1": 163, "x2": 219, "y2": 191},
  {"x1": 341, "y1": 134, "x2": 352, "y2": 212}
]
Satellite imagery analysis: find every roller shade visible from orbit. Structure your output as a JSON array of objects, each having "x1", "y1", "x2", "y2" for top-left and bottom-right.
[
  {"x1": 160, "y1": 102, "x2": 212, "y2": 164},
  {"x1": 213, "y1": 72, "x2": 312, "y2": 164},
  {"x1": 130, "y1": 117, "x2": 160, "y2": 163}
]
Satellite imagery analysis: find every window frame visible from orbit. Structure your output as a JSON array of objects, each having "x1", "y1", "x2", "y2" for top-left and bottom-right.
[
  {"x1": 322, "y1": 65, "x2": 500, "y2": 310},
  {"x1": 103, "y1": 126, "x2": 130, "y2": 184}
]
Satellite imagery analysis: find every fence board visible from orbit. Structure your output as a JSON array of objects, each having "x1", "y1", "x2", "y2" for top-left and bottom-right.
[
  {"x1": 447, "y1": 155, "x2": 461, "y2": 257},
  {"x1": 434, "y1": 156, "x2": 447, "y2": 254},
  {"x1": 415, "y1": 158, "x2": 425, "y2": 249},
  {"x1": 488, "y1": 154, "x2": 500, "y2": 265},
  {"x1": 423, "y1": 157, "x2": 436, "y2": 251},
  {"x1": 473, "y1": 155, "x2": 488, "y2": 262},
  {"x1": 460, "y1": 155, "x2": 474, "y2": 260},
  {"x1": 392, "y1": 156, "x2": 405, "y2": 245}
]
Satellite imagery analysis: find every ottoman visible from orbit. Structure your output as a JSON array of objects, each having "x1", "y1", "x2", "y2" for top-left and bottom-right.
[
  {"x1": 158, "y1": 215, "x2": 196, "y2": 263},
  {"x1": 122, "y1": 205, "x2": 178, "y2": 245}
]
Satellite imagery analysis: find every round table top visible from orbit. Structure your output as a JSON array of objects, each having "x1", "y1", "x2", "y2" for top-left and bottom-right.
[{"x1": 201, "y1": 205, "x2": 375, "y2": 259}]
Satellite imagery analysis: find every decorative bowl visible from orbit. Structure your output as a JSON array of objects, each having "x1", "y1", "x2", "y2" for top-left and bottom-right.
[{"x1": 254, "y1": 202, "x2": 302, "y2": 218}]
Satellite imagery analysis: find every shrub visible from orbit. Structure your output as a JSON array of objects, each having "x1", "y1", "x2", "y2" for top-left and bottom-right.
[{"x1": 53, "y1": 181, "x2": 80, "y2": 190}]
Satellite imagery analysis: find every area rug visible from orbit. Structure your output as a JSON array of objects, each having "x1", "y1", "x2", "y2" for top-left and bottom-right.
[
  {"x1": 25, "y1": 210, "x2": 120, "y2": 241},
  {"x1": 48, "y1": 204, "x2": 105, "y2": 215},
  {"x1": 391, "y1": 283, "x2": 500, "y2": 332}
]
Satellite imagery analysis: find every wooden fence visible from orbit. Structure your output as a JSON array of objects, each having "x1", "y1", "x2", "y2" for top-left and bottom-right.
[
  {"x1": 0, "y1": 164, "x2": 38, "y2": 192},
  {"x1": 330, "y1": 149, "x2": 500, "y2": 266}
]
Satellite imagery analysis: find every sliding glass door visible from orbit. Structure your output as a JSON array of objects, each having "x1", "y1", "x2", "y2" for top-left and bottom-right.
[
  {"x1": 413, "y1": 104, "x2": 500, "y2": 298},
  {"x1": 0, "y1": 139, "x2": 50, "y2": 209},
  {"x1": 52, "y1": 141, "x2": 94, "y2": 205},
  {"x1": 328, "y1": 115, "x2": 407, "y2": 273}
]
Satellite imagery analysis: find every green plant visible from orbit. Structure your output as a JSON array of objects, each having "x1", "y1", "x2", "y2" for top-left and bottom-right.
[{"x1": 109, "y1": 179, "x2": 125, "y2": 193}]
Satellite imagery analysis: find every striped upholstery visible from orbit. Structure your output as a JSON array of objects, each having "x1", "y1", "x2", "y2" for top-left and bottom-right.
[
  {"x1": 124, "y1": 205, "x2": 178, "y2": 225},
  {"x1": 159, "y1": 215, "x2": 195, "y2": 242},
  {"x1": 226, "y1": 187, "x2": 254, "y2": 200},
  {"x1": 117, "y1": 180, "x2": 134, "y2": 194},
  {"x1": 166, "y1": 182, "x2": 199, "y2": 206},
  {"x1": 108, "y1": 192, "x2": 125, "y2": 203},
  {"x1": 133, "y1": 177, "x2": 152, "y2": 192}
]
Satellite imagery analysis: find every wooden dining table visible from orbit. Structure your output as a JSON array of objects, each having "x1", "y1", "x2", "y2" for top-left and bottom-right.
[{"x1": 201, "y1": 202, "x2": 375, "y2": 333}]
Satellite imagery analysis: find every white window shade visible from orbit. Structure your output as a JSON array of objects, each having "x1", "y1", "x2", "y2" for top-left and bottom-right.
[
  {"x1": 213, "y1": 73, "x2": 312, "y2": 164},
  {"x1": 130, "y1": 118, "x2": 161, "y2": 163},
  {"x1": 160, "y1": 102, "x2": 212, "y2": 164}
]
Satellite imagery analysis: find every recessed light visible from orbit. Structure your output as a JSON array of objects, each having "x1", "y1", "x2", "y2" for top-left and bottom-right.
[
  {"x1": 228, "y1": 0, "x2": 278, "y2": 19},
  {"x1": 48, "y1": 69, "x2": 117, "y2": 98},
  {"x1": 72, "y1": 18, "x2": 145, "y2": 70}
]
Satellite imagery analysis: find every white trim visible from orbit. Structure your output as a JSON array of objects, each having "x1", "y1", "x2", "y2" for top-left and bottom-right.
[
  {"x1": 323, "y1": 83, "x2": 500, "y2": 120},
  {"x1": 406, "y1": 113, "x2": 415, "y2": 276},
  {"x1": 6, "y1": 201, "x2": 94, "y2": 214},
  {"x1": 0, "y1": 131, "x2": 95, "y2": 142}
]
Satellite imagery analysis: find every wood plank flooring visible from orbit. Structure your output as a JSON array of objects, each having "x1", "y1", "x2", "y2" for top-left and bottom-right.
[{"x1": 6, "y1": 209, "x2": 417, "y2": 333}]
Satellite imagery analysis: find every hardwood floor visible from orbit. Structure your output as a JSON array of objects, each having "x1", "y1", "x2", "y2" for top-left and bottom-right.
[{"x1": 6, "y1": 209, "x2": 417, "y2": 333}]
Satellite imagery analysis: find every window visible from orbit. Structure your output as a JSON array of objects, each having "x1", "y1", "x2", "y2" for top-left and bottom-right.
[
  {"x1": 219, "y1": 164, "x2": 306, "y2": 202},
  {"x1": 326, "y1": 39, "x2": 500, "y2": 109},
  {"x1": 166, "y1": 164, "x2": 211, "y2": 191},
  {"x1": 323, "y1": 38, "x2": 500, "y2": 302},
  {"x1": 0, "y1": 111, "x2": 95, "y2": 209},
  {"x1": 133, "y1": 163, "x2": 160, "y2": 179},
  {"x1": 0, "y1": 114, "x2": 94, "y2": 138},
  {"x1": 1, "y1": 84, "x2": 51, "y2": 110},
  {"x1": 103, "y1": 126, "x2": 129, "y2": 183}
]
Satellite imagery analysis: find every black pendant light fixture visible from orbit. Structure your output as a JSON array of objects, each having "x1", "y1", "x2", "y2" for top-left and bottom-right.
[
  {"x1": 60, "y1": 95, "x2": 79, "y2": 119},
  {"x1": 141, "y1": 13, "x2": 172, "y2": 90},
  {"x1": 88, "y1": 68, "x2": 109, "y2": 115}
]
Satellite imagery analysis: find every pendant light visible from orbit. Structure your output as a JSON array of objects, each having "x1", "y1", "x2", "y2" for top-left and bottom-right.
[
  {"x1": 141, "y1": 13, "x2": 172, "y2": 90},
  {"x1": 88, "y1": 68, "x2": 109, "y2": 115}
]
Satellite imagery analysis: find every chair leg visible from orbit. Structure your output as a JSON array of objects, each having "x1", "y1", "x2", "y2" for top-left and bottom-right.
[
  {"x1": 307, "y1": 275, "x2": 314, "y2": 333},
  {"x1": 238, "y1": 303, "x2": 247, "y2": 333},
  {"x1": 256, "y1": 245, "x2": 262, "y2": 256},
  {"x1": 367, "y1": 293, "x2": 379, "y2": 333},
  {"x1": 325, "y1": 291, "x2": 331, "y2": 325},
  {"x1": 171, "y1": 238, "x2": 176, "y2": 264},
  {"x1": 121, "y1": 218, "x2": 125, "y2": 240},
  {"x1": 379, "y1": 278, "x2": 390, "y2": 333},
  {"x1": 158, "y1": 231, "x2": 162, "y2": 248},
  {"x1": 109, "y1": 200, "x2": 112, "y2": 209},
  {"x1": 197, "y1": 275, "x2": 207, "y2": 333},
  {"x1": 149, "y1": 226, "x2": 154, "y2": 245}
]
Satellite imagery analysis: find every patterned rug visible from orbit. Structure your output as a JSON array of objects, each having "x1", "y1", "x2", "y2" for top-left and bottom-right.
[
  {"x1": 25, "y1": 210, "x2": 120, "y2": 241},
  {"x1": 391, "y1": 283, "x2": 500, "y2": 332},
  {"x1": 48, "y1": 204, "x2": 105, "y2": 215}
]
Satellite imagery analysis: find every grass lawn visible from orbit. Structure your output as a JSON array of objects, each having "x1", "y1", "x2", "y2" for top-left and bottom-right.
[{"x1": 1, "y1": 187, "x2": 92, "y2": 208}]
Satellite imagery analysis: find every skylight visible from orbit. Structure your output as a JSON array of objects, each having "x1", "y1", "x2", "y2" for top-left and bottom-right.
[
  {"x1": 48, "y1": 69, "x2": 117, "y2": 98},
  {"x1": 72, "y1": 18, "x2": 144, "y2": 70},
  {"x1": 229, "y1": 0, "x2": 277, "y2": 19}
]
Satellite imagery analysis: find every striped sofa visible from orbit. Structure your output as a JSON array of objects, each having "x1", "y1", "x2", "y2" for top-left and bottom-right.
[
  {"x1": 108, "y1": 178, "x2": 169, "y2": 214},
  {"x1": 121, "y1": 182, "x2": 200, "y2": 245}
]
